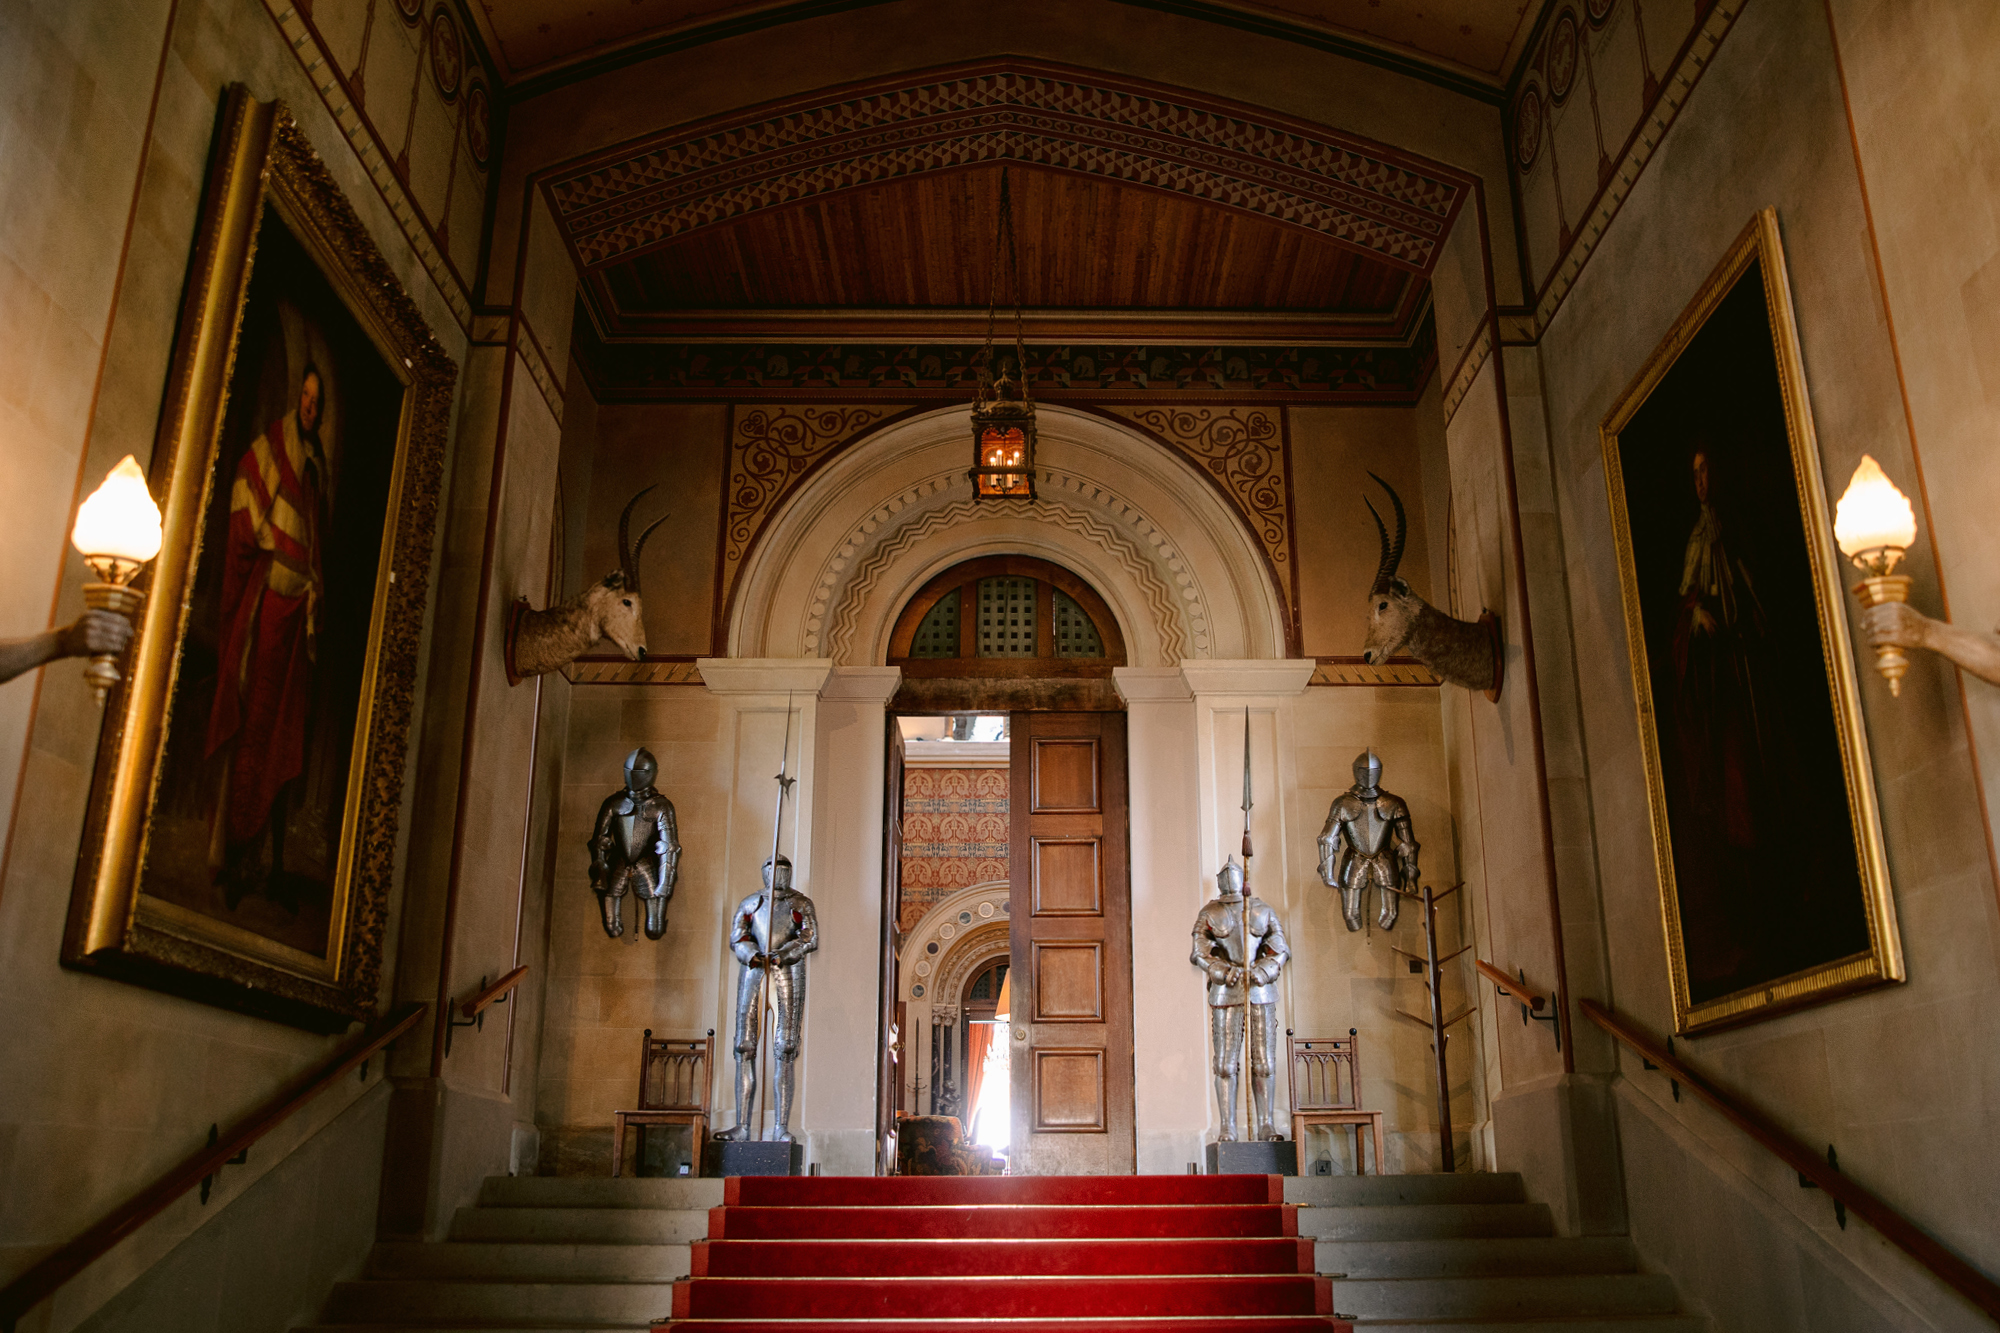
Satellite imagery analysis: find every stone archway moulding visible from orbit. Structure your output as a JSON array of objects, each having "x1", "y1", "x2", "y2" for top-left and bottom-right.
[{"x1": 727, "y1": 405, "x2": 1290, "y2": 666}]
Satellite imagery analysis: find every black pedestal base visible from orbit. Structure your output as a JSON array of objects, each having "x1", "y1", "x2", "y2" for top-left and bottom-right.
[
  {"x1": 703, "y1": 1140, "x2": 805, "y2": 1177},
  {"x1": 1206, "y1": 1139, "x2": 1298, "y2": 1176}
]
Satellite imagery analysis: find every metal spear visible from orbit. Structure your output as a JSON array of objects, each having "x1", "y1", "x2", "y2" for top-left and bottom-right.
[
  {"x1": 758, "y1": 695, "x2": 795, "y2": 1139},
  {"x1": 1240, "y1": 707, "x2": 1254, "y2": 1147}
]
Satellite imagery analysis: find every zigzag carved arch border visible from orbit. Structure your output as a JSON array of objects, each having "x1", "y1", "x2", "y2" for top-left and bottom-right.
[
  {"x1": 813, "y1": 471, "x2": 1203, "y2": 667},
  {"x1": 543, "y1": 59, "x2": 1476, "y2": 274}
]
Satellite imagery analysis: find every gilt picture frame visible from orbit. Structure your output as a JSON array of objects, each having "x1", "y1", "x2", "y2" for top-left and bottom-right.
[
  {"x1": 61, "y1": 87, "x2": 455, "y2": 1030},
  {"x1": 1599, "y1": 209, "x2": 1902, "y2": 1036}
]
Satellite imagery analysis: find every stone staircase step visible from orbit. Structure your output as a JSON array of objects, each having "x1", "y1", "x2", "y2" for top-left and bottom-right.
[
  {"x1": 477, "y1": 1177, "x2": 724, "y2": 1210},
  {"x1": 324, "y1": 1278, "x2": 674, "y2": 1325},
  {"x1": 1333, "y1": 1273, "x2": 1678, "y2": 1319},
  {"x1": 1297, "y1": 1203, "x2": 1554, "y2": 1241},
  {"x1": 302, "y1": 1326, "x2": 645, "y2": 1333},
  {"x1": 449, "y1": 1205, "x2": 711, "y2": 1244},
  {"x1": 366, "y1": 1241, "x2": 691, "y2": 1282},
  {"x1": 1287, "y1": 1174, "x2": 1526, "y2": 1207},
  {"x1": 1344, "y1": 1312, "x2": 1704, "y2": 1320},
  {"x1": 309, "y1": 1175, "x2": 1698, "y2": 1333},
  {"x1": 1315, "y1": 1235, "x2": 1638, "y2": 1278}
]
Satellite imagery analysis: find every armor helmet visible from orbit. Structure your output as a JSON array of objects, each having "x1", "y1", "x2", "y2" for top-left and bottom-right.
[
  {"x1": 762, "y1": 854, "x2": 793, "y2": 892},
  {"x1": 1352, "y1": 748, "x2": 1382, "y2": 791},
  {"x1": 624, "y1": 747, "x2": 658, "y2": 791},
  {"x1": 1215, "y1": 855, "x2": 1246, "y2": 897}
]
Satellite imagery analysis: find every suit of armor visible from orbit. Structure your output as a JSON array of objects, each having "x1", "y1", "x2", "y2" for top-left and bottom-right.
[
  {"x1": 1190, "y1": 857, "x2": 1291, "y2": 1141},
  {"x1": 588, "y1": 748, "x2": 681, "y2": 941},
  {"x1": 1318, "y1": 749, "x2": 1420, "y2": 931},
  {"x1": 717, "y1": 855, "x2": 819, "y2": 1143}
]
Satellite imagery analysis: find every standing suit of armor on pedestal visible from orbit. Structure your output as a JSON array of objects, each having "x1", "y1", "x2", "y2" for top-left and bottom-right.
[
  {"x1": 1317, "y1": 749, "x2": 1420, "y2": 931},
  {"x1": 588, "y1": 748, "x2": 681, "y2": 940},
  {"x1": 717, "y1": 855, "x2": 819, "y2": 1142},
  {"x1": 1190, "y1": 857, "x2": 1291, "y2": 1141}
]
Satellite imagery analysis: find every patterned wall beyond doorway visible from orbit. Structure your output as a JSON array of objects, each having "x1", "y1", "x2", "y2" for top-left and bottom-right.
[{"x1": 899, "y1": 768, "x2": 1009, "y2": 931}]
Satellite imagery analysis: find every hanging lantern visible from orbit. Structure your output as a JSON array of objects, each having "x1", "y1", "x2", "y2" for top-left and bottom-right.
[{"x1": 969, "y1": 170, "x2": 1036, "y2": 500}]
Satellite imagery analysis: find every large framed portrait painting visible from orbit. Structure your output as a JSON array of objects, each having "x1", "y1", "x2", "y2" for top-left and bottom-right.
[
  {"x1": 1600, "y1": 210, "x2": 1902, "y2": 1035},
  {"x1": 62, "y1": 89, "x2": 455, "y2": 1029}
]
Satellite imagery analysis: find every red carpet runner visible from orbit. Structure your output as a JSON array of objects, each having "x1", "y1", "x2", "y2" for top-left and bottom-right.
[{"x1": 660, "y1": 1174, "x2": 1350, "y2": 1331}]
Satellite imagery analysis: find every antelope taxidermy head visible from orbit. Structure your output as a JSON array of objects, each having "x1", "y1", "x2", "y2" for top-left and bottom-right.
[
  {"x1": 505, "y1": 487, "x2": 669, "y2": 683},
  {"x1": 1359, "y1": 472, "x2": 1502, "y2": 698}
]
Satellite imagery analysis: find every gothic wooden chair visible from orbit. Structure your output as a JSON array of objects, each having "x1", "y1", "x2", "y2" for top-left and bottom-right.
[
  {"x1": 1288, "y1": 1028, "x2": 1387, "y2": 1175},
  {"x1": 612, "y1": 1030, "x2": 713, "y2": 1178}
]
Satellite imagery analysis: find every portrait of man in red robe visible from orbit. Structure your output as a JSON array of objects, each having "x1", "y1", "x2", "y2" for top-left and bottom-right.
[{"x1": 205, "y1": 364, "x2": 329, "y2": 903}]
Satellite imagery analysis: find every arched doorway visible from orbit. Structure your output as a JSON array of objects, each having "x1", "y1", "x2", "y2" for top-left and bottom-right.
[{"x1": 887, "y1": 556, "x2": 1135, "y2": 1175}]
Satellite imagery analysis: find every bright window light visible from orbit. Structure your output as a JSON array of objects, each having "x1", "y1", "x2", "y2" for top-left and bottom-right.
[{"x1": 969, "y1": 1024, "x2": 1011, "y2": 1151}]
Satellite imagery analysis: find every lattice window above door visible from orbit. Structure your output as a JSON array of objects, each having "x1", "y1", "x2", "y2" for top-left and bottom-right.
[
  {"x1": 1053, "y1": 590, "x2": 1104, "y2": 658},
  {"x1": 887, "y1": 556, "x2": 1125, "y2": 674},
  {"x1": 910, "y1": 595, "x2": 959, "y2": 658},
  {"x1": 977, "y1": 577, "x2": 1037, "y2": 657}
]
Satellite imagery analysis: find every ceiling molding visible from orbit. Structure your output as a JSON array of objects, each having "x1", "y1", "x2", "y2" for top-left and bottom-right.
[
  {"x1": 594, "y1": 305, "x2": 1416, "y2": 347},
  {"x1": 1107, "y1": 0, "x2": 1508, "y2": 105},
  {"x1": 543, "y1": 61, "x2": 1473, "y2": 276},
  {"x1": 496, "y1": 0, "x2": 1525, "y2": 104},
  {"x1": 572, "y1": 329, "x2": 1439, "y2": 405},
  {"x1": 501, "y1": 0, "x2": 900, "y2": 100}
]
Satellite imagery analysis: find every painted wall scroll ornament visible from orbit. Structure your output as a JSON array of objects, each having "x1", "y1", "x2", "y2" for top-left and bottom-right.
[
  {"x1": 1317, "y1": 749, "x2": 1421, "y2": 932},
  {"x1": 1190, "y1": 856, "x2": 1291, "y2": 1142},
  {"x1": 505, "y1": 487, "x2": 666, "y2": 682},
  {"x1": 588, "y1": 747, "x2": 680, "y2": 940},
  {"x1": 1359, "y1": 473, "x2": 1502, "y2": 697}
]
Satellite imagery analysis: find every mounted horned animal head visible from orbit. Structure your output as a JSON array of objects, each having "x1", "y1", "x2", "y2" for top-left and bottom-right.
[
  {"x1": 1358, "y1": 473, "x2": 1502, "y2": 697},
  {"x1": 505, "y1": 487, "x2": 669, "y2": 682},
  {"x1": 597, "y1": 486, "x2": 670, "y2": 660}
]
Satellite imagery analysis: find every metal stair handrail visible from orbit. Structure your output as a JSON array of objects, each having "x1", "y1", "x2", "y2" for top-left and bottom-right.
[
  {"x1": 0, "y1": 1002, "x2": 427, "y2": 1331},
  {"x1": 1583, "y1": 998, "x2": 2000, "y2": 1321}
]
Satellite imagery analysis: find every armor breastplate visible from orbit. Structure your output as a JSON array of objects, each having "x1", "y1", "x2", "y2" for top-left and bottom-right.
[
  {"x1": 1347, "y1": 797, "x2": 1395, "y2": 855},
  {"x1": 747, "y1": 890, "x2": 807, "y2": 955},
  {"x1": 614, "y1": 812, "x2": 643, "y2": 860},
  {"x1": 1198, "y1": 896, "x2": 1281, "y2": 1005}
]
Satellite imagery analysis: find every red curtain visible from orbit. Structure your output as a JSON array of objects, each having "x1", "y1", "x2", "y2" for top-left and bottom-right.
[{"x1": 962, "y1": 1022, "x2": 996, "y2": 1133}]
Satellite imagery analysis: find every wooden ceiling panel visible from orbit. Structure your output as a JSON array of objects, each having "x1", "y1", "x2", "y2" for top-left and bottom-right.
[{"x1": 597, "y1": 165, "x2": 1411, "y2": 316}]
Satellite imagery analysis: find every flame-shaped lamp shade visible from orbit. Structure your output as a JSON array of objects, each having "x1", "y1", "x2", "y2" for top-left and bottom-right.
[
  {"x1": 70, "y1": 456, "x2": 161, "y2": 704},
  {"x1": 1833, "y1": 454, "x2": 1918, "y2": 697},
  {"x1": 1833, "y1": 454, "x2": 1917, "y2": 563},
  {"x1": 71, "y1": 456, "x2": 163, "y2": 571}
]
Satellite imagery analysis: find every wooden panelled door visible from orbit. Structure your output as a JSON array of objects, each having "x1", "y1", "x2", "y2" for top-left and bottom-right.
[
  {"x1": 1008, "y1": 711, "x2": 1135, "y2": 1174},
  {"x1": 877, "y1": 717, "x2": 906, "y2": 1174}
]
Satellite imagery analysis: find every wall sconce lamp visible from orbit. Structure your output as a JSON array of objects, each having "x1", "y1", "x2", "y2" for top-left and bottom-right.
[
  {"x1": 1833, "y1": 454, "x2": 1918, "y2": 696},
  {"x1": 70, "y1": 455, "x2": 162, "y2": 703}
]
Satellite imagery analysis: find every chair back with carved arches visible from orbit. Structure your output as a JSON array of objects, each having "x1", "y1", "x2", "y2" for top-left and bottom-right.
[
  {"x1": 1288, "y1": 1029, "x2": 1361, "y2": 1113},
  {"x1": 639, "y1": 1032, "x2": 713, "y2": 1113},
  {"x1": 1285, "y1": 1026, "x2": 1385, "y2": 1173}
]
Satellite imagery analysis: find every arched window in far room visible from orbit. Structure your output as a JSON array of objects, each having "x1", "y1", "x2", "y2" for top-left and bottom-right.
[{"x1": 887, "y1": 555, "x2": 1126, "y2": 676}]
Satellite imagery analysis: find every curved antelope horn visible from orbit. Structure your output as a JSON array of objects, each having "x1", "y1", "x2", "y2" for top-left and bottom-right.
[
  {"x1": 1365, "y1": 471, "x2": 1408, "y2": 594},
  {"x1": 617, "y1": 486, "x2": 668, "y2": 595}
]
